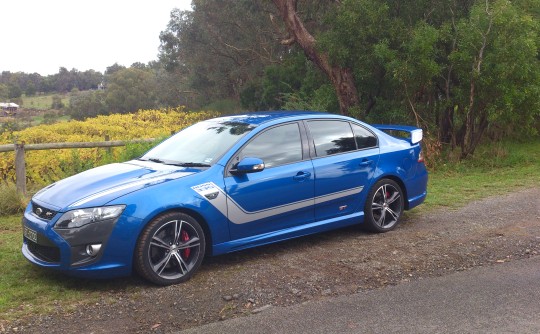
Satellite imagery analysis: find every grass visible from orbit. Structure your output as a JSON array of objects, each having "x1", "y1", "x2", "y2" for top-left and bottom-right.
[
  {"x1": 21, "y1": 94, "x2": 70, "y2": 110},
  {"x1": 30, "y1": 114, "x2": 70, "y2": 125},
  {"x1": 1, "y1": 109, "x2": 71, "y2": 132},
  {"x1": 423, "y1": 139, "x2": 540, "y2": 210},
  {"x1": 0, "y1": 138, "x2": 539, "y2": 321},
  {"x1": 0, "y1": 214, "x2": 140, "y2": 321},
  {"x1": 0, "y1": 183, "x2": 26, "y2": 216}
]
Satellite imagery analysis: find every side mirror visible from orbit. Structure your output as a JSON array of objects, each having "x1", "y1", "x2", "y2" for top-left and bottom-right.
[{"x1": 232, "y1": 157, "x2": 265, "y2": 174}]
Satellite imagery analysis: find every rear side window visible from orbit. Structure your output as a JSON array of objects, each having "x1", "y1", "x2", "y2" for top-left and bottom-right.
[
  {"x1": 351, "y1": 123, "x2": 377, "y2": 149},
  {"x1": 308, "y1": 121, "x2": 356, "y2": 157},
  {"x1": 239, "y1": 123, "x2": 303, "y2": 168}
]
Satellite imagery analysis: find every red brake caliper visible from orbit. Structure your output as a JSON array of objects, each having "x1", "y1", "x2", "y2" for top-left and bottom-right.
[{"x1": 181, "y1": 230, "x2": 190, "y2": 259}]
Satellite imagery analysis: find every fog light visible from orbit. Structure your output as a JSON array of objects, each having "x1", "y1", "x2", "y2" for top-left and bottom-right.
[{"x1": 86, "y1": 244, "x2": 102, "y2": 256}]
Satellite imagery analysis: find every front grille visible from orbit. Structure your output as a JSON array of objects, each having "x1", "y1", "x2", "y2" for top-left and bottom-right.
[
  {"x1": 32, "y1": 202, "x2": 57, "y2": 220},
  {"x1": 26, "y1": 238, "x2": 61, "y2": 263}
]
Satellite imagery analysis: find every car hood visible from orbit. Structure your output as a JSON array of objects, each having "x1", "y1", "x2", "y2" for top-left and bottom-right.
[{"x1": 33, "y1": 160, "x2": 197, "y2": 211}]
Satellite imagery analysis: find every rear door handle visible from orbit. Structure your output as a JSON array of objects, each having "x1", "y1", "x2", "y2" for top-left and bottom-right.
[{"x1": 293, "y1": 171, "x2": 311, "y2": 182}]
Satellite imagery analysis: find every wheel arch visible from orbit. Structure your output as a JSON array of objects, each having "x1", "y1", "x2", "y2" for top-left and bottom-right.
[
  {"x1": 373, "y1": 174, "x2": 409, "y2": 210},
  {"x1": 135, "y1": 207, "x2": 214, "y2": 259}
]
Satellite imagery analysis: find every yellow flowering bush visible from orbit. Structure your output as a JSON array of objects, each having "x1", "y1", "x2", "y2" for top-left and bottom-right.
[{"x1": 0, "y1": 108, "x2": 220, "y2": 185}]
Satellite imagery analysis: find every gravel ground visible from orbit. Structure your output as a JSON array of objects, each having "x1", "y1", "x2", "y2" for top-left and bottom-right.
[{"x1": 2, "y1": 187, "x2": 540, "y2": 333}]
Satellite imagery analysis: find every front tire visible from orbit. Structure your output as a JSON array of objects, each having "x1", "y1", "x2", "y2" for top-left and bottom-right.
[
  {"x1": 364, "y1": 179, "x2": 404, "y2": 233},
  {"x1": 134, "y1": 212, "x2": 205, "y2": 285}
]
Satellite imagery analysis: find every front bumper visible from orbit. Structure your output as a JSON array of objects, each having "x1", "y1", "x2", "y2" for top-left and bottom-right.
[{"x1": 21, "y1": 201, "x2": 132, "y2": 278}]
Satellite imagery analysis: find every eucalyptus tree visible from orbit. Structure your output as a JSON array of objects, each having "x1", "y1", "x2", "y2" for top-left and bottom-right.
[
  {"x1": 159, "y1": 0, "x2": 284, "y2": 107},
  {"x1": 271, "y1": 0, "x2": 360, "y2": 116},
  {"x1": 319, "y1": 0, "x2": 539, "y2": 156},
  {"x1": 158, "y1": 0, "x2": 539, "y2": 157},
  {"x1": 105, "y1": 67, "x2": 158, "y2": 114},
  {"x1": 449, "y1": 0, "x2": 540, "y2": 157}
]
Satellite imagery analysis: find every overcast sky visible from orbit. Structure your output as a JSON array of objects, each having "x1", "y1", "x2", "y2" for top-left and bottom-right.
[{"x1": 0, "y1": 0, "x2": 192, "y2": 75}]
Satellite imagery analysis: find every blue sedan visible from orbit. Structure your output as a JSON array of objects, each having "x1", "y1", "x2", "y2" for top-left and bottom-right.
[{"x1": 22, "y1": 112, "x2": 427, "y2": 285}]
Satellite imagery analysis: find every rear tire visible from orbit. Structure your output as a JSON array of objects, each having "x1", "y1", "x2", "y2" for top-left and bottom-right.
[
  {"x1": 364, "y1": 179, "x2": 404, "y2": 233},
  {"x1": 134, "y1": 212, "x2": 205, "y2": 285}
]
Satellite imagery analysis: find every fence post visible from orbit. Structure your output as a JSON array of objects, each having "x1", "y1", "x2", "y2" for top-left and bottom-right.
[
  {"x1": 15, "y1": 142, "x2": 27, "y2": 195},
  {"x1": 104, "y1": 135, "x2": 111, "y2": 155}
]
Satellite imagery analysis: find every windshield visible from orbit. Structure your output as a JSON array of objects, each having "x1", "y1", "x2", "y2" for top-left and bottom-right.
[{"x1": 141, "y1": 120, "x2": 255, "y2": 166}]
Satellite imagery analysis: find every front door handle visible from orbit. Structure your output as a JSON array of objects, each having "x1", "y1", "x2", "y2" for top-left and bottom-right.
[{"x1": 293, "y1": 171, "x2": 311, "y2": 182}]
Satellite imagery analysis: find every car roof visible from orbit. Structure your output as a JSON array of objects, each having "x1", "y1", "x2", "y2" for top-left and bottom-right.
[{"x1": 211, "y1": 111, "x2": 333, "y2": 126}]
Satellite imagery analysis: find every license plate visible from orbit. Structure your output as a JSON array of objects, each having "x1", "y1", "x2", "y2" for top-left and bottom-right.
[{"x1": 23, "y1": 226, "x2": 38, "y2": 243}]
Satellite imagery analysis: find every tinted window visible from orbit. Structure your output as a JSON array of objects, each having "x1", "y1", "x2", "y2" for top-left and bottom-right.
[
  {"x1": 308, "y1": 121, "x2": 356, "y2": 157},
  {"x1": 351, "y1": 123, "x2": 377, "y2": 149},
  {"x1": 239, "y1": 123, "x2": 303, "y2": 168}
]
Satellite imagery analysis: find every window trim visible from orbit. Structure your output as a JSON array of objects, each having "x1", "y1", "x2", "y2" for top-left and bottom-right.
[{"x1": 350, "y1": 121, "x2": 379, "y2": 150}]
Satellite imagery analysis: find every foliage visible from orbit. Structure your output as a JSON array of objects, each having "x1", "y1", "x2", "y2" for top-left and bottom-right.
[
  {"x1": 0, "y1": 83, "x2": 8, "y2": 100},
  {"x1": 201, "y1": 99, "x2": 242, "y2": 114},
  {"x1": 313, "y1": 0, "x2": 540, "y2": 156},
  {"x1": 152, "y1": 65, "x2": 195, "y2": 109},
  {"x1": 156, "y1": 0, "x2": 540, "y2": 157},
  {"x1": 240, "y1": 51, "x2": 335, "y2": 112},
  {"x1": 105, "y1": 68, "x2": 158, "y2": 114},
  {"x1": 159, "y1": 0, "x2": 283, "y2": 107},
  {"x1": 0, "y1": 120, "x2": 20, "y2": 136},
  {"x1": 50, "y1": 95, "x2": 65, "y2": 109},
  {"x1": 22, "y1": 93, "x2": 70, "y2": 110},
  {"x1": 68, "y1": 90, "x2": 107, "y2": 120},
  {"x1": 105, "y1": 63, "x2": 126, "y2": 76},
  {"x1": 0, "y1": 108, "x2": 220, "y2": 185},
  {"x1": 449, "y1": 0, "x2": 540, "y2": 157},
  {"x1": 42, "y1": 113, "x2": 64, "y2": 125},
  {"x1": 0, "y1": 68, "x2": 103, "y2": 95},
  {"x1": 7, "y1": 84, "x2": 22, "y2": 99},
  {"x1": 0, "y1": 182, "x2": 27, "y2": 216},
  {"x1": 63, "y1": 62, "x2": 195, "y2": 119},
  {"x1": 425, "y1": 138, "x2": 540, "y2": 210},
  {"x1": 241, "y1": 55, "x2": 306, "y2": 110},
  {"x1": 2, "y1": 1, "x2": 538, "y2": 159},
  {"x1": 280, "y1": 83, "x2": 338, "y2": 112}
]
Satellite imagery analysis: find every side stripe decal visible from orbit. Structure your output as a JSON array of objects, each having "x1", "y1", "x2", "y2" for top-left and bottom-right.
[{"x1": 192, "y1": 182, "x2": 363, "y2": 225}]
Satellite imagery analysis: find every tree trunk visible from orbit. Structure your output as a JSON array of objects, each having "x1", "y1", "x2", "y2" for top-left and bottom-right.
[
  {"x1": 272, "y1": 0, "x2": 360, "y2": 117},
  {"x1": 439, "y1": 106, "x2": 454, "y2": 146},
  {"x1": 439, "y1": 62, "x2": 455, "y2": 147},
  {"x1": 460, "y1": 2, "x2": 493, "y2": 159}
]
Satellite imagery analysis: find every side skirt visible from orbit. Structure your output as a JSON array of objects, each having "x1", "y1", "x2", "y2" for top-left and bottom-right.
[{"x1": 212, "y1": 211, "x2": 364, "y2": 255}]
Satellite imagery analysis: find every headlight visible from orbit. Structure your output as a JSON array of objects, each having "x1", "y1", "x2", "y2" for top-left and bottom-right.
[{"x1": 54, "y1": 205, "x2": 125, "y2": 229}]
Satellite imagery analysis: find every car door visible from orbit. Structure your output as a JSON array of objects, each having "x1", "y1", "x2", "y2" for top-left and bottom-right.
[
  {"x1": 224, "y1": 122, "x2": 315, "y2": 240},
  {"x1": 306, "y1": 120, "x2": 379, "y2": 221}
]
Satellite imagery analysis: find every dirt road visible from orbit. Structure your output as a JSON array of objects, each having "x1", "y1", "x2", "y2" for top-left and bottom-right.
[{"x1": 5, "y1": 187, "x2": 540, "y2": 333}]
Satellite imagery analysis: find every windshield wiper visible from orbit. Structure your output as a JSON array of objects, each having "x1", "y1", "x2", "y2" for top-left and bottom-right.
[
  {"x1": 169, "y1": 162, "x2": 211, "y2": 167},
  {"x1": 138, "y1": 157, "x2": 165, "y2": 164},
  {"x1": 138, "y1": 158, "x2": 210, "y2": 167}
]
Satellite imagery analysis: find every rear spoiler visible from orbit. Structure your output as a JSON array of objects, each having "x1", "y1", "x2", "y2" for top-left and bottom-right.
[{"x1": 372, "y1": 124, "x2": 423, "y2": 145}]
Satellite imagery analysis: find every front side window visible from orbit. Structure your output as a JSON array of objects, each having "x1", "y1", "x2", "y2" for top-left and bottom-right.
[
  {"x1": 238, "y1": 123, "x2": 303, "y2": 168},
  {"x1": 308, "y1": 121, "x2": 356, "y2": 157}
]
